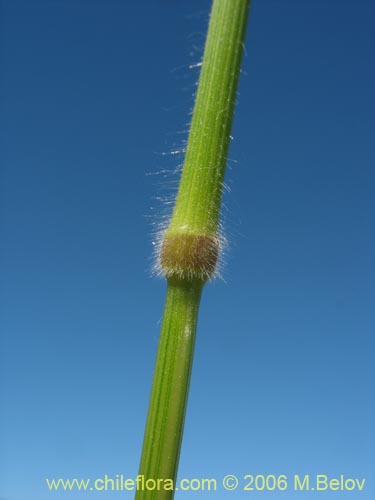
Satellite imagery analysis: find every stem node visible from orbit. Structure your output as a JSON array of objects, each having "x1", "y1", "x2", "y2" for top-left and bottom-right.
[{"x1": 160, "y1": 232, "x2": 219, "y2": 282}]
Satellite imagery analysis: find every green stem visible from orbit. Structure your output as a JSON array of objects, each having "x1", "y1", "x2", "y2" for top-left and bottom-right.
[
  {"x1": 167, "y1": 0, "x2": 251, "y2": 236},
  {"x1": 136, "y1": 1, "x2": 250, "y2": 498},
  {"x1": 136, "y1": 280, "x2": 202, "y2": 500}
]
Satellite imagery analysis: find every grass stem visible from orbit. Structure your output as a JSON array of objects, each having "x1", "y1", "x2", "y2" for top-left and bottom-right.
[{"x1": 136, "y1": 1, "x2": 251, "y2": 498}]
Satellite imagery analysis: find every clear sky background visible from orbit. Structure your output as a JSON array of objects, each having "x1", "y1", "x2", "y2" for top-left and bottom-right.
[{"x1": 1, "y1": 0, "x2": 374, "y2": 499}]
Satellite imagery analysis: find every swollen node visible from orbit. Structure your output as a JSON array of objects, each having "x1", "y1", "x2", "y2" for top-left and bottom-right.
[{"x1": 160, "y1": 233, "x2": 219, "y2": 282}]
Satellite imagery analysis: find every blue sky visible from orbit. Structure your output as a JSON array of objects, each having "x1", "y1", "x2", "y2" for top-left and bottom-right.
[{"x1": 1, "y1": 0, "x2": 374, "y2": 499}]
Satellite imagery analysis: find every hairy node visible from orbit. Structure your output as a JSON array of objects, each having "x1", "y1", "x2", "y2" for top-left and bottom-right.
[{"x1": 160, "y1": 232, "x2": 219, "y2": 282}]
